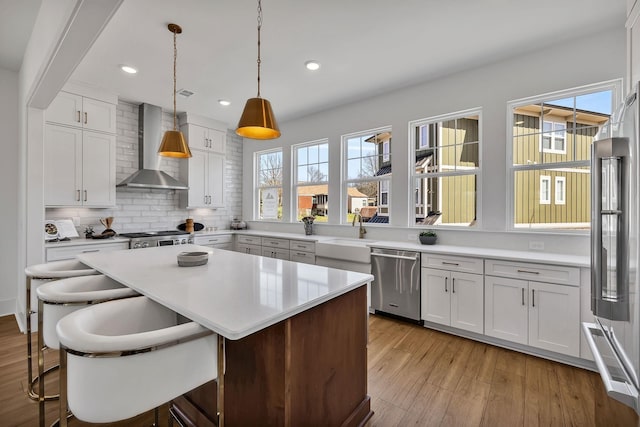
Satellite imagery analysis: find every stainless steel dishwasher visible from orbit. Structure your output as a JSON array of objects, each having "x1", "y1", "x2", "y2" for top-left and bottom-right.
[{"x1": 370, "y1": 247, "x2": 421, "y2": 322}]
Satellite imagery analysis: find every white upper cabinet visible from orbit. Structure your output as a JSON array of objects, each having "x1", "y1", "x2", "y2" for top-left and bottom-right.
[
  {"x1": 184, "y1": 123, "x2": 225, "y2": 153},
  {"x1": 44, "y1": 89, "x2": 117, "y2": 207},
  {"x1": 46, "y1": 91, "x2": 116, "y2": 134},
  {"x1": 179, "y1": 120, "x2": 226, "y2": 209},
  {"x1": 44, "y1": 125, "x2": 116, "y2": 207}
]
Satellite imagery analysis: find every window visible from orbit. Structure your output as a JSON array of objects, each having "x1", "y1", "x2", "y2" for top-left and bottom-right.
[
  {"x1": 540, "y1": 176, "x2": 551, "y2": 205},
  {"x1": 293, "y1": 140, "x2": 329, "y2": 221},
  {"x1": 555, "y1": 176, "x2": 566, "y2": 205},
  {"x1": 509, "y1": 80, "x2": 620, "y2": 230},
  {"x1": 343, "y1": 128, "x2": 391, "y2": 224},
  {"x1": 410, "y1": 108, "x2": 481, "y2": 227},
  {"x1": 256, "y1": 149, "x2": 283, "y2": 220}
]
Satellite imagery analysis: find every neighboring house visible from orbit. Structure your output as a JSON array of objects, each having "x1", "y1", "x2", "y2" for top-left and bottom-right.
[
  {"x1": 296, "y1": 185, "x2": 367, "y2": 218},
  {"x1": 513, "y1": 104, "x2": 609, "y2": 228}
]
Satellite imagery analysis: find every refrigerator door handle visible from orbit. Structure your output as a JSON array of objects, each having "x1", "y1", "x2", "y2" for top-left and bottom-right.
[{"x1": 582, "y1": 322, "x2": 639, "y2": 411}]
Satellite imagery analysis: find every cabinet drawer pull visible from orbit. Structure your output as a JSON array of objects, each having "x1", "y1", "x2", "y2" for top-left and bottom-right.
[
  {"x1": 522, "y1": 288, "x2": 525, "y2": 306},
  {"x1": 517, "y1": 269, "x2": 540, "y2": 274},
  {"x1": 444, "y1": 277, "x2": 448, "y2": 292},
  {"x1": 76, "y1": 110, "x2": 81, "y2": 123},
  {"x1": 84, "y1": 190, "x2": 87, "y2": 202},
  {"x1": 81, "y1": 249, "x2": 99, "y2": 253},
  {"x1": 452, "y1": 278, "x2": 455, "y2": 293},
  {"x1": 84, "y1": 112, "x2": 88, "y2": 124},
  {"x1": 442, "y1": 261, "x2": 459, "y2": 266},
  {"x1": 295, "y1": 252, "x2": 307, "y2": 256},
  {"x1": 76, "y1": 190, "x2": 81, "y2": 201}
]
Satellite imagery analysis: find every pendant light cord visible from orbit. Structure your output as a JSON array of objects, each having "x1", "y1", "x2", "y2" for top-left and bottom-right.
[
  {"x1": 172, "y1": 26, "x2": 178, "y2": 130},
  {"x1": 256, "y1": 0, "x2": 262, "y2": 98}
]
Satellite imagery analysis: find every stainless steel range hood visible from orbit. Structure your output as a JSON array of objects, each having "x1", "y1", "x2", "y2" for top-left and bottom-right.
[{"x1": 117, "y1": 104, "x2": 189, "y2": 190}]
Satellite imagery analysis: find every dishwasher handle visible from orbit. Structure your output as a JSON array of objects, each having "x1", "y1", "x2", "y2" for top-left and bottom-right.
[{"x1": 371, "y1": 252, "x2": 419, "y2": 261}]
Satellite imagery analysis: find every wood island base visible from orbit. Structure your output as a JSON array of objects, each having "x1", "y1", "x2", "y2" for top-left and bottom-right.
[{"x1": 170, "y1": 285, "x2": 372, "y2": 426}]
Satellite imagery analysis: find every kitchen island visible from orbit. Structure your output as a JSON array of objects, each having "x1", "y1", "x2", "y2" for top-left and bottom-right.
[{"x1": 77, "y1": 244, "x2": 373, "y2": 426}]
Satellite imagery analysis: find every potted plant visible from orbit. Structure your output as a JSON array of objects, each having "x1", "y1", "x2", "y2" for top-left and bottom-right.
[
  {"x1": 301, "y1": 216, "x2": 315, "y2": 235},
  {"x1": 419, "y1": 230, "x2": 437, "y2": 245}
]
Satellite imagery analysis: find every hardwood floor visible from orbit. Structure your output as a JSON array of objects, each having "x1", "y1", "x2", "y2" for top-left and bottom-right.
[
  {"x1": 365, "y1": 315, "x2": 639, "y2": 427},
  {"x1": 0, "y1": 313, "x2": 638, "y2": 426}
]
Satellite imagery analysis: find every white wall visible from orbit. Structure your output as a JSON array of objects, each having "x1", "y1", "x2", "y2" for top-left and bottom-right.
[
  {"x1": 242, "y1": 27, "x2": 626, "y2": 255},
  {"x1": 0, "y1": 67, "x2": 19, "y2": 316}
]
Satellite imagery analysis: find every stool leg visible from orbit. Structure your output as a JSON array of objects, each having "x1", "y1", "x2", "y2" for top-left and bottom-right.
[
  {"x1": 59, "y1": 348, "x2": 68, "y2": 427},
  {"x1": 38, "y1": 299, "x2": 45, "y2": 427},
  {"x1": 26, "y1": 276, "x2": 37, "y2": 400}
]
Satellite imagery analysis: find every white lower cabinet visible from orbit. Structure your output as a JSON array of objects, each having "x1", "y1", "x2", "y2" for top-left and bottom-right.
[
  {"x1": 193, "y1": 234, "x2": 233, "y2": 251},
  {"x1": 484, "y1": 259, "x2": 581, "y2": 357},
  {"x1": 46, "y1": 241, "x2": 129, "y2": 262},
  {"x1": 421, "y1": 255, "x2": 484, "y2": 334}
]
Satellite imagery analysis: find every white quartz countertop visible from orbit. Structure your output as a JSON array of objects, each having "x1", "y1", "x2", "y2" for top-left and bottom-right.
[
  {"x1": 78, "y1": 244, "x2": 373, "y2": 340},
  {"x1": 45, "y1": 236, "x2": 130, "y2": 247}
]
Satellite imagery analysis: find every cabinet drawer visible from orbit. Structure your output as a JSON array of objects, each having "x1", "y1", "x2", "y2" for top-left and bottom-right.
[
  {"x1": 289, "y1": 240, "x2": 315, "y2": 252},
  {"x1": 422, "y1": 254, "x2": 483, "y2": 274},
  {"x1": 46, "y1": 241, "x2": 129, "y2": 262},
  {"x1": 262, "y1": 248, "x2": 290, "y2": 260},
  {"x1": 236, "y1": 243, "x2": 261, "y2": 255},
  {"x1": 290, "y1": 251, "x2": 316, "y2": 264},
  {"x1": 485, "y1": 259, "x2": 580, "y2": 287},
  {"x1": 194, "y1": 234, "x2": 232, "y2": 245},
  {"x1": 262, "y1": 237, "x2": 290, "y2": 249},
  {"x1": 236, "y1": 235, "x2": 262, "y2": 245}
]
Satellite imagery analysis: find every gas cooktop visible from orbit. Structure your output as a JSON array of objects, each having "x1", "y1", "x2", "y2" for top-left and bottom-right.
[{"x1": 119, "y1": 230, "x2": 189, "y2": 238}]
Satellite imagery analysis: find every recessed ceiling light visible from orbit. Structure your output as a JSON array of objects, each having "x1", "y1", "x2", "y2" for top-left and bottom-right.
[
  {"x1": 120, "y1": 65, "x2": 137, "y2": 74},
  {"x1": 305, "y1": 60, "x2": 320, "y2": 71},
  {"x1": 218, "y1": 99, "x2": 231, "y2": 106}
]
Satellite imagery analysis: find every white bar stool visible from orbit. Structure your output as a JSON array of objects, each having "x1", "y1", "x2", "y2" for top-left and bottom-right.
[
  {"x1": 35, "y1": 275, "x2": 139, "y2": 427},
  {"x1": 55, "y1": 296, "x2": 218, "y2": 427},
  {"x1": 24, "y1": 260, "x2": 98, "y2": 401}
]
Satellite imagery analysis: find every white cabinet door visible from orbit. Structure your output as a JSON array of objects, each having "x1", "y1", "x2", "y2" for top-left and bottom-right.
[
  {"x1": 484, "y1": 276, "x2": 528, "y2": 345},
  {"x1": 82, "y1": 97, "x2": 116, "y2": 133},
  {"x1": 46, "y1": 92, "x2": 83, "y2": 127},
  {"x1": 208, "y1": 153, "x2": 225, "y2": 207},
  {"x1": 185, "y1": 124, "x2": 225, "y2": 153},
  {"x1": 450, "y1": 271, "x2": 484, "y2": 334},
  {"x1": 44, "y1": 125, "x2": 82, "y2": 206},
  {"x1": 82, "y1": 131, "x2": 116, "y2": 207},
  {"x1": 186, "y1": 150, "x2": 208, "y2": 208},
  {"x1": 236, "y1": 243, "x2": 262, "y2": 255},
  {"x1": 262, "y1": 248, "x2": 290, "y2": 260},
  {"x1": 46, "y1": 92, "x2": 116, "y2": 134},
  {"x1": 421, "y1": 268, "x2": 450, "y2": 326},
  {"x1": 528, "y1": 281, "x2": 580, "y2": 357}
]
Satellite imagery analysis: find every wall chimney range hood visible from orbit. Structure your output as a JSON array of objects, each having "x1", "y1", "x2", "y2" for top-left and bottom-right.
[{"x1": 117, "y1": 104, "x2": 189, "y2": 190}]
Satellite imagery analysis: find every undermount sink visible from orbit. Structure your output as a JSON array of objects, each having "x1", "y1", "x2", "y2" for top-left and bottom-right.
[{"x1": 315, "y1": 238, "x2": 371, "y2": 264}]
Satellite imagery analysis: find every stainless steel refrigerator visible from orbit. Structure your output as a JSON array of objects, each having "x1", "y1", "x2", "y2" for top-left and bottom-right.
[{"x1": 583, "y1": 83, "x2": 640, "y2": 413}]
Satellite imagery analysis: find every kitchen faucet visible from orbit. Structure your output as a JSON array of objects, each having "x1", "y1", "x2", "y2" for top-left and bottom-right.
[{"x1": 352, "y1": 209, "x2": 367, "y2": 239}]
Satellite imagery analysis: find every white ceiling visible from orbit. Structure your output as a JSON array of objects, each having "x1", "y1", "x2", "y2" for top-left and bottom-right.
[{"x1": 1, "y1": 0, "x2": 628, "y2": 128}]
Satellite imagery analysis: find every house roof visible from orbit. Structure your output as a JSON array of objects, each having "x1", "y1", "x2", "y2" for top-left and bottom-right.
[{"x1": 297, "y1": 184, "x2": 367, "y2": 198}]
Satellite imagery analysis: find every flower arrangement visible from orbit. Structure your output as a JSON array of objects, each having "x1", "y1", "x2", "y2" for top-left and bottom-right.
[
  {"x1": 419, "y1": 230, "x2": 436, "y2": 237},
  {"x1": 301, "y1": 216, "x2": 315, "y2": 225}
]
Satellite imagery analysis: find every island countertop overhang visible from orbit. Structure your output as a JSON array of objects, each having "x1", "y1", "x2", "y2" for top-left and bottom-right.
[{"x1": 77, "y1": 244, "x2": 374, "y2": 340}]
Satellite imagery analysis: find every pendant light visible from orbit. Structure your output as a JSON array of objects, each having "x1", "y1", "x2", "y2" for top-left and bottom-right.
[
  {"x1": 236, "y1": 0, "x2": 281, "y2": 140},
  {"x1": 158, "y1": 23, "x2": 192, "y2": 158}
]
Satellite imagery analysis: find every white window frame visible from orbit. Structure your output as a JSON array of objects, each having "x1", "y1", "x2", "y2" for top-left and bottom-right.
[
  {"x1": 341, "y1": 126, "x2": 392, "y2": 225},
  {"x1": 539, "y1": 175, "x2": 551, "y2": 205},
  {"x1": 292, "y1": 139, "x2": 329, "y2": 220},
  {"x1": 409, "y1": 107, "x2": 482, "y2": 229},
  {"x1": 555, "y1": 176, "x2": 566, "y2": 205},
  {"x1": 255, "y1": 148, "x2": 283, "y2": 221},
  {"x1": 540, "y1": 121, "x2": 567, "y2": 154},
  {"x1": 506, "y1": 79, "x2": 622, "y2": 232}
]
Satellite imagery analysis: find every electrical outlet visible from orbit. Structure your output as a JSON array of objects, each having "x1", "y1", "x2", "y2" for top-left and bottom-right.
[{"x1": 529, "y1": 241, "x2": 544, "y2": 250}]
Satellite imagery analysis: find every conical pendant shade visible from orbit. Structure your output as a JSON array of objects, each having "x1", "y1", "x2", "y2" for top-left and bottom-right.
[
  {"x1": 158, "y1": 130, "x2": 192, "y2": 158},
  {"x1": 236, "y1": 97, "x2": 281, "y2": 140}
]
